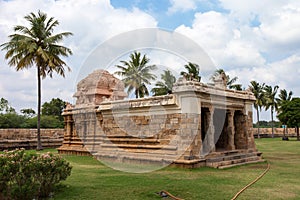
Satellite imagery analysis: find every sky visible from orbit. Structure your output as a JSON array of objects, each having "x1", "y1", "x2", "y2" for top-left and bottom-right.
[{"x1": 0, "y1": 0, "x2": 300, "y2": 121}]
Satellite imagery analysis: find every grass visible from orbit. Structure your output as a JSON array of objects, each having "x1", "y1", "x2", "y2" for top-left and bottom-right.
[{"x1": 42, "y1": 138, "x2": 300, "y2": 200}]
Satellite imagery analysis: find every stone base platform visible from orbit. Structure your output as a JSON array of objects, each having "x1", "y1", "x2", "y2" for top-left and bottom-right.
[
  {"x1": 58, "y1": 130, "x2": 264, "y2": 169},
  {"x1": 58, "y1": 135, "x2": 264, "y2": 169}
]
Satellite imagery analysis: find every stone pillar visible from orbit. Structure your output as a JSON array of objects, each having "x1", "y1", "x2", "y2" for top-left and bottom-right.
[
  {"x1": 208, "y1": 107, "x2": 216, "y2": 152},
  {"x1": 200, "y1": 106, "x2": 215, "y2": 156},
  {"x1": 227, "y1": 110, "x2": 235, "y2": 150}
]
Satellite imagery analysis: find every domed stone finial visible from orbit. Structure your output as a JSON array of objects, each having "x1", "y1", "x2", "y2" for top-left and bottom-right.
[{"x1": 73, "y1": 70, "x2": 127, "y2": 106}]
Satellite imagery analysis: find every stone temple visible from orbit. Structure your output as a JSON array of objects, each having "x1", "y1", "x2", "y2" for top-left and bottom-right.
[{"x1": 58, "y1": 69, "x2": 263, "y2": 170}]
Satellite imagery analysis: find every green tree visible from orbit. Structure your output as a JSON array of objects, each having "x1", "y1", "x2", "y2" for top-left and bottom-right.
[
  {"x1": 42, "y1": 98, "x2": 66, "y2": 121},
  {"x1": 276, "y1": 89, "x2": 293, "y2": 112},
  {"x1": 21, "y1": 108, "x2": 36, "y2": 118},
  {"x1": 0, "y1": 98, "x2": 16, "y2": 113},
  {"x1": 276, "y1": 89, "x2": 293, "y2": 138},
  {"x1": 151, "y1": 70, "x2": 176, "y2": 96},
  {"x1": 115, "y1": 51, "x2": 157, "y2": 98},
  {"x1": 263, "y1": 85, "x2": 279, "y2": 138},
  {"x1": 180, "y1": 62, "x2": 201, "y2": 81},
  {"x1": 211, "y1": 69, "x2": 242, "y2": 90},
  {"x1": 23, "y1": 115, "x2": 64, "y2": 128},
  {"x1": 0, "y1": 113, "x2": 26, "y2": 128},
  {"x1": 249, "y1": 81, "x2": 265, "y2": 138},
  {"x1": 1, "y1": 11, "x2": 72, "y2": 150},
  {"x1": 0, "y1": 98, "x2": 9, "y2": 113},
  {"x1": 277, "y1": 98, "x2": 300, "y2": 141}
]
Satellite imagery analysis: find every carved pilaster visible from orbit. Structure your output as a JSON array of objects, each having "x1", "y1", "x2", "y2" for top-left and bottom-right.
[{"x1": 227, "y1": 110, "x2": 235, "y2": 150}]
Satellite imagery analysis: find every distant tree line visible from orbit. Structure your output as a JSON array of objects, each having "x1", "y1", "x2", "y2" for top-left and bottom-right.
[
  {"x1": 0, "y1": 98, "x2": 65, "y2": 129},
  {"x1": 253, "y1": 120, "x2": 281, "y2": 128}
]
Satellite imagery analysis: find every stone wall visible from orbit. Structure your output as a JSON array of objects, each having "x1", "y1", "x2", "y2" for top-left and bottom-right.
[
  {"x1": 253, "y1": 128, "x2": 297, "y2": 137},
  {"x1": 0, "y1": 129, "x2": 64, "y2": 150},
  {"x1": 100, "y1": 113, "x2": 201, "y2": 158},
  {"x1": 59, "y1": 95, "x2": 202, "y2": 161}
]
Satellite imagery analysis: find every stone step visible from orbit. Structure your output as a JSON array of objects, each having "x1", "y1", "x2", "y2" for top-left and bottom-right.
[
  {"x1": 94, "y1": 150, "x2": 178, "y2": 163},
  {"x1": 218, "y1": 156, "x2": 260, "y2": 166},
  {"x1": 104, "y1": 134, "x2": 156, "y2": 139},
  {"x1": 93, "y1": 146, "x2": 178, "y2": 155},
  {"x1": 99, "y1": 143, "x2": 177, "y2": 150},
  {"x1": 206, "y1": 152, "x2": 258, "y2": 163},
  {"x1": 206, "y1": 156, "x2": 262, "y2": 168},
  {"x1": 217, "y1": 159, "x2": 265, "y2": 169},
  {"x1": 100, "y1": 138, "x2": 160, "y2": 144},
  {"x1": 173, "y1": 159, "x2": 206, "y2": 165},
  {"x1": 205, "y1": 149, "x2": 243, "y2": 158},
  {"x1": 79, "y1": 138, "x2": 161, "y2": 145}
]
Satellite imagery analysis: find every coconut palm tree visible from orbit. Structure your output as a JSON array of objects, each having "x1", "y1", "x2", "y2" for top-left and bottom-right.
[
  {"x1": 276, "y1": 89, "x2": 293, "y2": 139},
  {"x1": 211, "y1": 69, "x2": 242, "y2": 90},
  {"x1": 180, "y1": 62, "x2": 201, "y2": 81},
  {"x1": 151, "y1": 70, "x2": 176, "y2": 96},
  {"x1": 276, "y1": 89, "x2": 293, "y2": 111},
  {"x1": 1, "y1": 11, "x2": 73, "y2": 150},
  {"x1": 263, "y1": 85, "x2": 279, "y2": 138},
  {"x1": 249, "y1": 81, "x2": 265, "y2": 138},
  {"x1": 115, "y1": 51, "x2": 157, "y2": 98}
]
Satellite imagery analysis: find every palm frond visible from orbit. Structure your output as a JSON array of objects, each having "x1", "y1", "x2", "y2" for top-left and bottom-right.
[{"x1": 114, "y1": 51, "x2": 156, "y2": 98}]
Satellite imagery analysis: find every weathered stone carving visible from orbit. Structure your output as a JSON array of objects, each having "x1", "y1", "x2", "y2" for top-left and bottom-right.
[
  {"x1": 73, "y1": 70, "x2": 127, "y2": 106},
  {"x1": 213, "y1": 71, "x2": 227, "y2": 89}
]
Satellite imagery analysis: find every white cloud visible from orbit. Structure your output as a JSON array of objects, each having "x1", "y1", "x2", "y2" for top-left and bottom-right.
[
  {"x1": 219, "y1": 0, "x2": 300, "y2": 59},
  {"x1": 226, "y1": 54, "x2": 300, "y2": 94},
  {"x1": 0, "y1": 0, "x2": 157, "y2": 111},
  {"x1": 175, "y1": 11, "x2": 266, "y2": 68},
  {"x1": 256, "y1": 3, "x2": 300, "y2": 54},
  {"x1": 168, "y1": 0, "x2": 197, "y2": 14}
]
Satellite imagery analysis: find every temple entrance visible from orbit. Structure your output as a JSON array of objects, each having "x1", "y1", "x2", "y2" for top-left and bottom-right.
[
  {"x1": 234, "y1": 110, "x2": 248, "y2": 149},
  {"x1": 213, "y1": 108, "x2": 228, "y2": 151},
  {"x1": 201, "y1": 107, "x2": 210, "y2": 141}
]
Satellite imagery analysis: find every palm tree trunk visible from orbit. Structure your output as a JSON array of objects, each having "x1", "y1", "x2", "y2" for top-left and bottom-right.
[
  {"x1": 36, "y1": 66, "x2": 43, "y2": 150},
  {"x1": 271, "y1": 109, "x2": 274, "y2": 138},
  {"x1": 135, "y1": 89, "x2": 138, "y2": 99},
  {"x1": 256, "y1": 108, "x2": 260, "y2": 139},
  {"x1": 297, "y1": 126, "x2": 299, "y2": 141}
]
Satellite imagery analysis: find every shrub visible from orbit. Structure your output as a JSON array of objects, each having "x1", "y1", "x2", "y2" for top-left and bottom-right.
[{"x1": 0, "y1": 149, "x2": 72, "y2": 200}]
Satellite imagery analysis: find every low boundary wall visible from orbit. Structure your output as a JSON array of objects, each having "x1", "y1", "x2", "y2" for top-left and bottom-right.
[
  {"x1": 253, "y1": 128, "x2": 297, "y2": 138},
  {"x1": 0, "y1": 129, "x2": 64, "y2": 150}
]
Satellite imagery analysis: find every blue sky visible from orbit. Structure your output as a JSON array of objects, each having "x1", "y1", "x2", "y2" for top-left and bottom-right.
[
  {"x1": 111, "y1": 0, "x2": 227, "y2": 30},
  {"x1": 1, "y1": 0, "x2": 300, "y2": 121}
]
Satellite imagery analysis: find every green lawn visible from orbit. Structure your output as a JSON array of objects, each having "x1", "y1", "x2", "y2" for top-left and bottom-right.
[{"x1": 48, "y1": 138, "x2": 300, "y2": 200}]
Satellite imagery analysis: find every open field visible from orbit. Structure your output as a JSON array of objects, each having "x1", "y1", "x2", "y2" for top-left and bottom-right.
[{"x1": 46, "y1": 138, "x2": 300, "y2": 200}]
